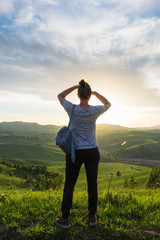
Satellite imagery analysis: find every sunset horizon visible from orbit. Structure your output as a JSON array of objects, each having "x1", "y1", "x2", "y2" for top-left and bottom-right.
[{"x1": 0, "y1": 119, "x2": 160, "y2": 129}]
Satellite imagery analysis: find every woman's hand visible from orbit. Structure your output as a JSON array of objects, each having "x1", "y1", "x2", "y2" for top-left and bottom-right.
[
  {"x1": 91, "y1": 91, "x2": 111, "y2": 109},
  {"x1": 58, "y1": 85, "x2": 79, "y2": 105}
]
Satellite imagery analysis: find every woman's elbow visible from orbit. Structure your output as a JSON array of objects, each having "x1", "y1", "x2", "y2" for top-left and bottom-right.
[
  {"x1": 108, "y1": 102, "x2": 111, "y2": 109},
  {"x1": 105, "y1": 102, "x2": 111, "y2": 110},
  {"x1": 57, "y1": 94, "x2": 63, "y2": 101},
  {"x1": 57, "y1": 94, "x2": 65, "y2": 105}
]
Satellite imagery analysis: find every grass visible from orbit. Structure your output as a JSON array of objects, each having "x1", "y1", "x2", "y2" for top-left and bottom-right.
[
  {"x1": 0, "y1": 165, "x2": 27, "y2": 192},
  {"x1": 0, "y1": 160, "x2": 158, "y2": 240},
  {"x1": 0, "y1": 162, "x2": 151, "y2": 193},
  {"x1": 48, "y1": 162, "x2": 151, "y2": 193},
  {"x1": 0, "y1": 124, "x2": 160, "y2": 168},
  {"x1": 0, "y1": 122, "x2": 160, "y2": 239},
  {"x1": 0, "y1": 189, "x2": 160, "y2": 240}
]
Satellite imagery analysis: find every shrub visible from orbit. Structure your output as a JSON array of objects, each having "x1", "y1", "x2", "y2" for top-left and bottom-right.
[
  {"x1": 9, "y1": 172, "x2": 14, "y2": 177},
  {"x1": 123, "y1": 176, "x2": 137, "y2": 188},
  {"x1": 116, "y1": 171, "x2": 121, "y2": 176},
  {"x1": 147, "y1": 166, "x2": 160, "y2": 188}
]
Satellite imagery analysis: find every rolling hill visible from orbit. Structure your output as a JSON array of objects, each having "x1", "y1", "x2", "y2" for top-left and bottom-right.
[
  {"x1": 0, "y1": 121, "x2": 160, "y2": 166},
  {"x1": 0, "y1": 121, "x2": 60, "y2": 135}
]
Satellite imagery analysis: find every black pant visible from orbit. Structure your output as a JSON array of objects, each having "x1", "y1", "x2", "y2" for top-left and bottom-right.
[{"x1": 62, "y1": 147, "x2": 100, "y2": 219}]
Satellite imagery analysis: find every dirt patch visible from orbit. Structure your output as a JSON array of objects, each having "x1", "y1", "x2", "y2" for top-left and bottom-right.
[{"x1": 117, "y1": 158, "x2": 160, "y2": 167}]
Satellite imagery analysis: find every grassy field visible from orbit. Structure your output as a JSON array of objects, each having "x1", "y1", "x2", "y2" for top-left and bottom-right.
[
  {"x1": 0, "y1": 122, "x2": 160, "y2": 167},
  {"x1": 0, "y1": 164, "x2": 29, "y2": 192},
  {"x1": 48, "y1": 162, "x2": 151, "y2": 193},
  {"x1": 0, "y1": 188, "x2": 160, "y2": 240},
  {"x1": 0, "y1": 122, "x2": 160, "y2": 239},
  {"x1": 0, "y1": 159, "x2": 159, "y2": 240},
  {"x1": 0, "y1": 161, "x2": 151, "y2": 193}
]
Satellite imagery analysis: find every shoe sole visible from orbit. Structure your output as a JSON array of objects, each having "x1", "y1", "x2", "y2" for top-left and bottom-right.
[{"x1": 55, "y1": 221, "x2": 71, "y2": 229}]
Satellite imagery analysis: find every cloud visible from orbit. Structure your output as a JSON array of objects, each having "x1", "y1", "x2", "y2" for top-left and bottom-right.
[
  {"x1": 14, "y1": 2, "x2": 159, "y2": 71},
  {"x1": 140, "y1": 61, "x2": 160, "y2": 95},
  {"x1": 0, "y1": 0, "x2": 160, "y2": 127},
  {"x1": 37, "y1": 0, "x2": 58, "y2": 6},
  {"x1": 0, "y1": 0, "x2": 160, "y2": 105},
  {"x1": 14, "y1": 6, "x2": 36, "y2": 26},
  {"x1": 0, "y1": 0, "x2": 14, "y2": 14}
]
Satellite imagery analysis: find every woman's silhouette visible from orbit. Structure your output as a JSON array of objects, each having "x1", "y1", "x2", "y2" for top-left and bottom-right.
[{"x1": 56, "y1": 79, "x2": 111, "y2": 228}]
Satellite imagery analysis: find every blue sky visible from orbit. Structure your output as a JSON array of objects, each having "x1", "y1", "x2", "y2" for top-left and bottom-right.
[{"x1": 0, "y1": 0, "x2": 160, "y2": 127}]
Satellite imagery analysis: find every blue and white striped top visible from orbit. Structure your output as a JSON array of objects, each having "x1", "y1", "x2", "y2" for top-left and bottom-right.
[{"x1": 62, "y1": 99, "x2": 108, "y2": 150}]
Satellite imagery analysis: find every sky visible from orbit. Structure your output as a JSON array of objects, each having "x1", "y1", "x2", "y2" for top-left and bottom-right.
[{"x1": 0, "y1": 0, "x2": 160, "y2": 127}]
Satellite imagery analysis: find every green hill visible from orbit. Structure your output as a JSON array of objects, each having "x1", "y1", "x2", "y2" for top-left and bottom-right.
[
  {"x1": 0, "y1": 144, "x2": 64, "y2": 165},
  {"x1": 0, "y1": 121, "x2": 160, "y2": 167},
  {"x1": 97, "y1": 130, "x2": 160, "y2": 165},
  {"x1": 0, "y1": 122, "x2": 160, "y2": 240},
  {"x1": 0, "y1": 121, "x2": 60, "y2": 135},
  {"x1": 0, "y1": 163, "x2": 26, "y2": 191}
]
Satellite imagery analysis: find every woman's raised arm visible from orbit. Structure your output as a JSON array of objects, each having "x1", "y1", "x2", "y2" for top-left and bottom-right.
[
  {"x1": 57, "y1": 85, "x2": 79, "y2": 105},
  {"x1": 92, "y1": 91, "x2": 111, "y2": 109}
]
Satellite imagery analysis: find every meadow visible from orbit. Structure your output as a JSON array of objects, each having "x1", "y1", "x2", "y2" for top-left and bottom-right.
[
  {"x1": 1, "y1": 186, "x2": 160, "y2": 239},
  {"x1": 0, "y1": 122, "x2": 160, "y2": 239},
  {"x1": 1, "y1": 161, "x2": 160, "y2": 240}
]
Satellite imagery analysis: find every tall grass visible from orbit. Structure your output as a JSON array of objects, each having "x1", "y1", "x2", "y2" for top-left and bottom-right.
[{"x1": 0, "y1": 189, "x2": 160, "y2": 240}]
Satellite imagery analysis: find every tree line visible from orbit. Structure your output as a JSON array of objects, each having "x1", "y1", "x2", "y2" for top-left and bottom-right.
[{"x1": 0, "y1": 159, "x2": 64, "y2": 191}]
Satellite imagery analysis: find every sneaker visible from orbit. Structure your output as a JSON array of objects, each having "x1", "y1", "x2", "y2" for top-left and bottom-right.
[
  {"x1": 89, "y1": 215, "x2": 97, "y2": 226},
  {"x1": 55, "y1": 217, "x2": 71, "y2": 229}
]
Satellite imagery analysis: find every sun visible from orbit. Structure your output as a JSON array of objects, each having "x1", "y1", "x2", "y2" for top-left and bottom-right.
[
  {"x1": 89, "y1": 95, "x2": 130, "y2": 127},
  {"x1": 67, "y1": 92, "x2": 131, "y2": 127}
]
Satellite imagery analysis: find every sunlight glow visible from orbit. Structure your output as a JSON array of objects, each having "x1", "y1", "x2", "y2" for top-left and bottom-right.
[{"x1": 89, "y1": 95, "x2": 129, "y2": 126}]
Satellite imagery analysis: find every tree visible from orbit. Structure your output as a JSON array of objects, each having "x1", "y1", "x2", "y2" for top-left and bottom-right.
[
  {"x1": 26, "y1": 174, "x2": 33, "y2": 186},
  {"x1": 16, "y1": 164, "x2": 20, "y2": 170}
]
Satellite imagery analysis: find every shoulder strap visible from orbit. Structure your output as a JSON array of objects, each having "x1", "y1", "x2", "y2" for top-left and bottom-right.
[{"x1": 68, "y1": 105, "x2": 76, "y2": 128}]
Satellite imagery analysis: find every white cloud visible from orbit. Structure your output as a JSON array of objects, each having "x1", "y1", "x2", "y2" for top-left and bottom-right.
[
  {"x1": 0, "y1": 0, "x2": 14, "y2": 14},
  {"x1": 14, "y1": 6, "x2": 36, "y2": 26},
  {"x1": 37, "y1": 0, "x2": 58, "y2": 6},
  {"x1": 0, "y1": 90, "x2": 58, "y2": 107},
  {"x1": 4, "y1": 0, "x2": 158, "y2": 69},
  {"x1": 140, "y1": 62, "x2": 160, "y2": 95},
  {"x1": 21, "y1": 5, "x2": 159, "y2": 71},
  {"x1": 106, "y1": 0, "x2": 159, "y2": 13}
]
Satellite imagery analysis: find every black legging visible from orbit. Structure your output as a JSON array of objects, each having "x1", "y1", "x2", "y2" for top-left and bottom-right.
[{"x1": 62, "y1": 147, "x2": 100, "y2": 219}]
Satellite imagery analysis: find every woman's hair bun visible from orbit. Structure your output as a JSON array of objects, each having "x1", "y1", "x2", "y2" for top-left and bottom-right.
[
  {"x1": 78, "y1": 79, "x2": 91, "y2": 99},
  {"x1": 79, "y1": 79, "x2": 86, "y2": 87}
]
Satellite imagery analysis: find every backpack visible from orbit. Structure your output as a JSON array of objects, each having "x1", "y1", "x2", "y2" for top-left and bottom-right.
[{"x1": 56, "y1": 105, "x2": 76, "y2": 163}]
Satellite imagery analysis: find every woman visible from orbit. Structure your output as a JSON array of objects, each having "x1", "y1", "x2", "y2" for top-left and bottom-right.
[{"x1": 56, "y1": 79, "x2": 111, "y2": 229}]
